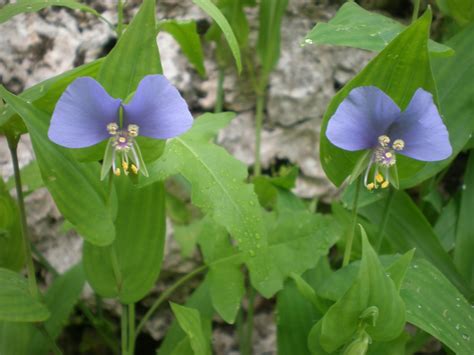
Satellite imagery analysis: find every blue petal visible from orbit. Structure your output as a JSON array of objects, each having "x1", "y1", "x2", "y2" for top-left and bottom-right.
[
  {"x1": 388, "y1": 88, "x2": 452, "y2": 161},
  {"x1": 326, "y1": 86, "x2": 401, "y2": 151},
  {"x1": 122, "y1": 75, "x2": 193, "y2": 139},
  {"x1": 48, "y1": 77, "x2": 121, "y2": 148}
]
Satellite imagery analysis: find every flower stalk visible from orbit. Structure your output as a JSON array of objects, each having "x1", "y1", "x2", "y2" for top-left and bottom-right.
[{"x1": 343, "y1": 177, "x2": 361, "y2": 267}]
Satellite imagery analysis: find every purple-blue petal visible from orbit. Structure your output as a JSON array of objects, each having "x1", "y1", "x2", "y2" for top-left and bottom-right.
[
  {"x1": 326, "y1": 86, "x2": 401, "y2": 151},
  {"x1": 388, "y1": 88, "x2": 452, "y2": 161},
  {"x1": 122, "y1": 75, "x2": 193, "y2": 139},
  {"x1": 48, "y1": 77, "x2": 121, "y2": 148}
]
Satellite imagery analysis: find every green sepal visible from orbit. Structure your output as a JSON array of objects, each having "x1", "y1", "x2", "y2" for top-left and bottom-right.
[
  {"x1": 348, "y1": 150, "x2": 372, "y2": 185},
  {"x1": 388, "y1": 164, "x2": 399, "y2": 189},
  {"x1": 100, "y1": 138, "x2": 115, "y2": 181}
]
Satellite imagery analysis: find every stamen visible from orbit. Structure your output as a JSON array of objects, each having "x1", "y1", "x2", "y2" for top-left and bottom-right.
[
  {"x1": 392, "y1": 139, "x2": 405, "y2": 151},
  {"x1": 122, "y1": 161, "x2": 129, "y2": 171},
  {"x1": 128, "y1": 124, "x2": 139, "y2": 137},
  {"x1": 114, "y1": 168, "x2": 121, "y2": 176},
  {"x1": 130, "y1": 164, "x2": 138, "y2": 175},
  {"x1": 381, "y1": 181, "x2": 389, "y2": 189},
  {"x1": 375, "y1": 173, "x2": 384, "y2": 184},
  {"x1": 367, "y1": 183, "x2": 375, "y2": 191},
  {"x1": 378, "y1": 135, "x2": 390, "y2": 147},
  {"x1": 107, "y1": 122, "x2": 118, "y2": 135},
  {"x1": 118, "y1": 137, "x2": 127, "y2": 144}
]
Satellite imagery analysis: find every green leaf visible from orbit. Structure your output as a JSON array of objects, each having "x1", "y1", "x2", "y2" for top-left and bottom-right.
[
  {"x1": 317, "y1": 228, "x2": 405, "y2": 352},
  {"x1": 170, "y1": 303, "x2": 211, "y2": 355},
  {"x1": 433, "y1": 197, "x2": 458, "y2": 251},
  {"x1": 0, "y1": 178, "x2": 25, "y2": 271},
  {"x1": 402, "y1": 259, "x2": 474, "y2": 354},
  {"x1": 0, "y1": 268, "x2": 49, "y2": 322},
  {"x1": 192, "y1": 0, "x2": 242, "y2": 72},
  {"x1": 83, "y1": 179, "x2": 166, "y2": 303},
  {"x1": 159, "y1": 20, "x2": 206, "y2": 76},
  {"x1": 158, "y1": 281, "x2": 213, "y2": 355},
  {"x1": 446, "y1": 0, "x2": 474, "y2": 26},
  {"x1": 359, "y1": 190, "x2": 471, "y2": 298},
  {"x1": 0, "y1": 87, "x2": 115, "y2": 246},
  {"x1": 402, "y1": 23, "x2": 474, "y2": 187},
  {"x1": 0, "y1": 0, "x2": 106, "y2": 25},
  {"x1": 304, "y1": 2, "x2": 453, "y2": 56},
  {"x1": 454, "y1": 151, "x2": 474, "y2": 290},
  {"x1": 257, "y1": 0, "x2": 289, "y2": 78},
  {"x1": 142, "y1": 113, "x2": 270, "y2": 291},
  {"x1": 320, "y1": 10, "x2": 438, "y2": 187},
  {"x1": 197, "y1": 218, "x2": 244, "y2": 324}
]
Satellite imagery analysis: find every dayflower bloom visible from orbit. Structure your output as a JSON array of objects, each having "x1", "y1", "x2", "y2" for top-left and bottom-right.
[
  {"x1": 48, "y1": 75, "x2": 193, "y2": 179},
  {"x1": 326, "y1": 86, "x2": 452, "y2": 190}
]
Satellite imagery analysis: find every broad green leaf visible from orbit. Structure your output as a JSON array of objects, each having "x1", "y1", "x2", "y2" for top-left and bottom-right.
[
  {"x1": 434, "y1": 197, "x2": 458, "y2": 251},
  {"x1": 360, "y1": 190, "x2": 471, "y2": 297},
  {"x1": 158, "y1": 281, "x2": 213, "y2": 355},
  {"x1": 304, "y1": 2, "x2": 453, "y2": 56},
  {"x1": 197, "y1": 218, "x2": 244, "y2": 324},
  {"x1": 0, "y1": 0, "x2": 106, "y2": 25},
  {"x1": 142, "y1": 113, "x2": 270, "y2": 291},
  {"x1": 173, "y1": 220, "x2": 201, "y2": 258},
  {"x1": 0, "y1": 87, "x2": 115, "y2": 246},
  {"x1": 0, "y1": 178, "x2": 25, "y2": 271},
  {"x1": 6, "y1": 160, "x2": 43, "y2": 196},
  {"x1": 83, "y1": 179, "x2": 166, "y2": 303},
  {"x1": 192, "y1": 0, "x2": 242, "y2": 72},
  {"x1": 454, "y1": 151, "x2": 474, "y2": 289},
  {"x1": 316, "y1": 229, "x2": 405, "y2": 352},
  {"x1": 159, "y1": 20, "x2": 206, "y2": 76},
  {"x1": 402, "y1": 23, "x2": 474, "y2": 187},
  {"x1": 320, "y1": 10, "x2": 437, "y2": 187},
  {"x1": 0, "y1": 268, "x2": 49, "y2": 322},
  {"x1": 257, "y1": 0, "x2": 289, "y2": 79},
  {"x1": 446, "y1": 0, "x2": 474, "y2": 26},
  {"x1": 402, "y1": 259, "x2": 474, "y2": 354},
  {"x1": 170, "y1": 303, "x2": 211, "y2": 355},
  {"x1": 0, "y1": 59, "x2": 102, "y2": 135}
]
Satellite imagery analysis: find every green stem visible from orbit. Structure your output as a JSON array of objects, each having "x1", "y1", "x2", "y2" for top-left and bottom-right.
[
  {"x1": 121, "y1": 305, "x2": 128, "y2": 355},
  {"x1": 343, "y1": 178, "x2": 361, "y2": 267},
  {"x1": 412, "y1": 0, "x2": 421, "y2": 23},
  {"x1": 37, "y1": 324, "x2": 63, "y2": 355},
  {"x1": 242, "y1": 286, "x2": 256, "y2": 355},
  {"x1": 375, "y1": 188, "x2": 395, "y2": 252},
  {"x1": 215, "y1": 67, "x2": 225, "y2": 113},
  {"x1": 6, "y1": 134, "x2": 39, "y2": 299},
  {"x1": 135, "y1": 265, "x2": 208, "y2": 338},
  {"x1": 128, "y1": 303, "x2": 136, "y2": 355},
  {"x1": 253, "y1": 93, "x2": 266, "y2": 177},
  {"x1": 117, "y1": 0, "x2": 124, "y2": 39}
]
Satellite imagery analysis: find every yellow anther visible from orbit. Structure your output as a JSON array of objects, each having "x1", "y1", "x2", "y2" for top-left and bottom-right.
[
  {"x1": 128, "y1": 124, "x2": 139, "y2": 137},
  {"x1": 385, "y1": 152, "x2": 393, "y2": 158},
  {"x1": 392, "y1": 139, "x2": 405, "y2": 151},
  {"x1": 130, "y1": 164, "x2": 138, "y2": 174},
  {"x1": 122, "y1": 161, "x2": 129, "y2": 171},
  {"x1": 366, "y1": 183, "x2": 375, "y2": 191},
  {"x1": 381, "y1": 181, "x2": 390, "y2": 189},
  {"x1": 375, "y1": 173, "x2": 384, "y2": 183},
  {"x1": 378, "y1": 135, "x2": 390, "y2": 147},
  {"x1": 107, "y1": 122, "x2": 118, "y2": 135},
  {"x1": 114, "y1": 168, "x2": 121, "y2": 176},
  {"x1": 118, "y1": 137, "x2": 127, "y2": 143}
]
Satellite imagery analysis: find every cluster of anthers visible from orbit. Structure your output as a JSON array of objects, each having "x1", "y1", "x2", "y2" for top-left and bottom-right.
[
  {"x1": 364, "y1": 135, "x2": 405, "y2": 191},
  {"x1": 106, "y1": 122, "x2": 141, "y2": 176}
]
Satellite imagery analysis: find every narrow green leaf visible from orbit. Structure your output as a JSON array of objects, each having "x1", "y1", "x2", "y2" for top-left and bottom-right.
[
  {"x1": 170, "y1": 303, "x2": 211, "y2": 355},
  {"x1": 304, "y1": 2, "x2": 453, "y2": 56},
  {"x1": 0, "y1": 179, "x2": 25, "y2": 271},
  {"x1": 159, "y1": 20, "x2": 206, "y2": 76},
  {"x1": 454, "y1": 151, "x2": 474, "y2": 289},
  {"x1": 0, "y1": 87, "x2": 115, "y2": 246},
  {"x1": 257, "y1": 0, "x2": 289, "y2": 78},
  {"x1": 320, "y1": 10, "x2": 437, "y2": 187},
  {"x1": 402, "y1": 23, "x2": 474, "y2": 187},
  {"x1": 446, "y1": 0, "x2": 474, "y2": 26},
  {"x1": 0, "y1": 0, "x2": 106, "y2": 25},
  {"x1": 402, "y1": 259, "x2": 474, "y2": 354},
  {"x1": 434, "y1": 197, "x2": 458, "y2": 251},
  {"x1": 192, "y1": 0, "x2": 242, "y2": 72},
  {"x1": 0, "y1": 268, "x2": 49, "y2": 322},
  {"x1": 360, "y1": 190, "x2": 471, "y2": 297},
  {"x1": 83, "y1": 179, "x2": 166, "y2": 303},
  {"x1": 6, "y1": 160, "x2": 43, "y2": 195}
]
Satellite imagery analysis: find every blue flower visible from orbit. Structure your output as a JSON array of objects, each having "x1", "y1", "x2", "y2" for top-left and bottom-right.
[
  {"x1": 326, "y1": 86, "x2": 452, "y2": 189},
  {"x1": 48, "y1": 75, "x2": 193, "y2": 179}
]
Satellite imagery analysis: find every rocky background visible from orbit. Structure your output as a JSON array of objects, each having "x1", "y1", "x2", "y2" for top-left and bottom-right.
[{"x1": 0, "y1": 0, "x2": 417, "y2": 353}]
